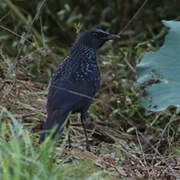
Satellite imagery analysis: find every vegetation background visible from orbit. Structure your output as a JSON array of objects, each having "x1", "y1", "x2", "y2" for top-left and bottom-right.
[{"x1": 0, "y1": 0, "x2": 179, "y2": 179}]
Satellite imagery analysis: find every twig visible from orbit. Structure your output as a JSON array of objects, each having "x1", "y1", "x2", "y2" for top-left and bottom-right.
[
  {"x1": 119, "y1": 0, "x2": 149, "y2": 35},
  {"x1": 137, "y1": 130, "x2": 179, "y2": 178},
  {"x1": 136, "y1": 128, "x2": 150, "y2": 177},
  {"x1": 0, "y1": 11, "x2": 11, "y2": 22},
  {"x1": 0, "y1": 25, "x2": 33, "y2": 45}
]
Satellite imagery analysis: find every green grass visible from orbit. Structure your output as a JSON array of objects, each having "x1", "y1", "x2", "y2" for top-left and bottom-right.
[{"x1": 0, "y1": 107, "x2": 105, "y2": 180}]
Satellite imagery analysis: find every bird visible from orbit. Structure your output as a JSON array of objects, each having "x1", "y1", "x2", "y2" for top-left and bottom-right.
[{"x1": 40, "y1": 29, "x2": 119, "y2": 151}]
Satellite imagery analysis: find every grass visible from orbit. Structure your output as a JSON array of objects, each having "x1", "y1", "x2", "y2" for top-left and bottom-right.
[{"x1": 0, "y1": 107, "x2": 105, "y2": 180}]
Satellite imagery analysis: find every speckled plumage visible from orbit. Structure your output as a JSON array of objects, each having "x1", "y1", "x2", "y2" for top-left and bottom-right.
[{"x1": 40, "y1": 29, "x2": 118, "y2": 151}]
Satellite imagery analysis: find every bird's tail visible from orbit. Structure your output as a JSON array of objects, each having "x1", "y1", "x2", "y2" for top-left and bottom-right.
[{"x1": 40, "y1": 109, "x2": 69, "y2": 142}]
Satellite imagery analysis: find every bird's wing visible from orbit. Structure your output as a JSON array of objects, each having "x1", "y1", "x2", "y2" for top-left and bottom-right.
[{"x1": 47, "y1": 78, "x2": 93, "y2": 112}]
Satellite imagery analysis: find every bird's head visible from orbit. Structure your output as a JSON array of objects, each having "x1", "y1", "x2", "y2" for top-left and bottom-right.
[{"x1": 76, "y1": 29, "x2": 119, "y2": 50}]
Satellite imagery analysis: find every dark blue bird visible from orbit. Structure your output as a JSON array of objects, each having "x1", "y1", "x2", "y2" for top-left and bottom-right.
[{"x1": 40, "y1": 29, "x2": 118, "y2": 151}]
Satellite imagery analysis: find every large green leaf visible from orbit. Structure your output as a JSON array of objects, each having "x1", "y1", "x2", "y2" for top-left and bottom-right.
[{"x1": 136, "y1": 20, "x2": 180, "y2": 111}]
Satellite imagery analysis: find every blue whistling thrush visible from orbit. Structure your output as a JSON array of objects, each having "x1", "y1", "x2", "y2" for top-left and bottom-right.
[{"x1": 40, "y1": 29, "x2": 119, "y2": 151}]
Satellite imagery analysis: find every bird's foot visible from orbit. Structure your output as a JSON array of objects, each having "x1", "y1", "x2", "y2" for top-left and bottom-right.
[
  {"x1": 86, "y1": 146, "x2": 96, "y2": 154},
  {"x1": 68, "y1": 143, "x2": 72, "y2": 149},
  {"x1": 86, "y1": 145, "x2": 91, "y2": 152}
]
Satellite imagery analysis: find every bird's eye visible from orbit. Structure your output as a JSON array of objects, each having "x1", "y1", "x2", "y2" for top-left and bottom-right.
[
  {"x1": 92, "y1": 32, "x2": 98, "y2": 37},
  {"x1": 92, "y1": 32, "x2": 108, "y2": 38}
]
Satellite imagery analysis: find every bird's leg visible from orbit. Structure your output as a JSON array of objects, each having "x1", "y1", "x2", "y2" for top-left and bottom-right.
[
  {"x1": 66, "y1": 120, "x2": 72, "y2": 148},
  {"x1": 81, "y1": 113, "x2": 91, "y2": 152}
]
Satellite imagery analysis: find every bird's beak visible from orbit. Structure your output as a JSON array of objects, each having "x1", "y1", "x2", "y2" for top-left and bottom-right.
[{"x1": 106, "y1": 34, "x2": 120, "y2": 40}]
